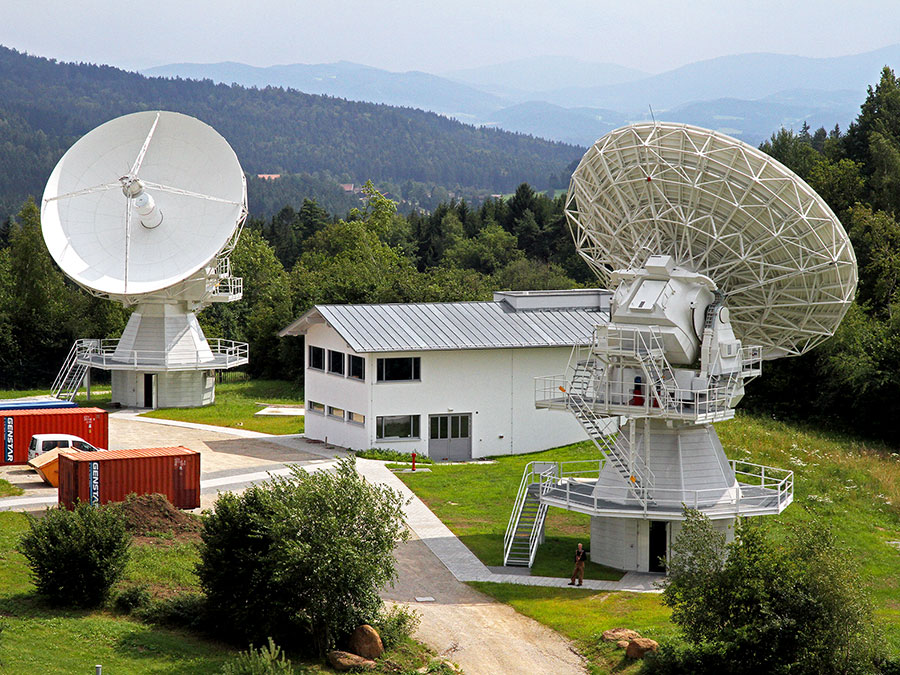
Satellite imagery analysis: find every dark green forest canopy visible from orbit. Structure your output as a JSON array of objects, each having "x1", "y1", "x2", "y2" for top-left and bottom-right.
[{"x1": 0, "y1": 45, "x2": 581, "y2": 224}]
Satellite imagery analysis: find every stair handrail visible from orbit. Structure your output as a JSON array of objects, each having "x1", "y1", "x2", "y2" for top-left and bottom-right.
[
  {"x1": 526, "y1": 466, "x2": 558, "y2": 566},
  {"x1": 503, "y1": 461, "x2": 538, "y2": 565}
]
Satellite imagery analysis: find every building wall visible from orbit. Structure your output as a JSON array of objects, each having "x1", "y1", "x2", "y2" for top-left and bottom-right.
[
  {"x1": 590, "y1": 514, "x2": 736, "y2": 572},
  {"x1": 111, "y1": 370, "x2": 215, "y2": 408},
  {"x1": 303, "y1": 323, "x2": 590, "y2": 457}
]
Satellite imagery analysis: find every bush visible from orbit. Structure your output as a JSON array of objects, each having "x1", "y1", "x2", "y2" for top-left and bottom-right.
[
  {"x1": 374, "y1": 604, "x2": 421, "y2": 650},
  {"x1": 137, "y1": 592, "x2": 208, "y2": 630},
  {"x1": 220, "y1": 638, "x2": 303, "y2": 675},
  {"x1": 18, "y1": 502, "x2": 130, "y2": 608},
  {"x1": 354, "y1": 448, "x2": 433, "y2": 464},
  {"x1": 648, "y1": 509, "x2": 883, "y2": 675},
  {"x1": 198, "y1": 457, "x2": 408, "y2": 654},
  {"x1": 113, "y1": 584, "x2": 151, "y2": 613}
]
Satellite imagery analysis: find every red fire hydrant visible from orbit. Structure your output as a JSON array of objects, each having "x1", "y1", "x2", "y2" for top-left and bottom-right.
[{"x1": 411, "y1": 452, "x2": 417, "y2": 471}]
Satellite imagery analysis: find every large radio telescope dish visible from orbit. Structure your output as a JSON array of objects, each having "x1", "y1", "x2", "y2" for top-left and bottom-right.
[
  {"x1": 566, "y1": 122, "x2": 857, "y2": 359},
  {"x1": 42, "y1": 111, "x2": 247, "y2": 297}
]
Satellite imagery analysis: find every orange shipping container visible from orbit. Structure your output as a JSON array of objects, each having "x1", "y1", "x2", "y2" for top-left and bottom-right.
[
  {"x1": 58, "y1": 446, "x2": 200, "y2": 509},
  {"x1": 1, "y1": 407, "x2": 107, "y2": 465}
]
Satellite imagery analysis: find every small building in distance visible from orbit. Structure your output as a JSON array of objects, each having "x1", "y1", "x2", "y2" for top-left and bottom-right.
[{"x1": 279, "y1": 290, "x2": 616, "y2": 459}]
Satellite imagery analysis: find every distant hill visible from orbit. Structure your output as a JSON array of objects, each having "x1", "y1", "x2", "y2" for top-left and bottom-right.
[
  {"x1": 142, "y1": 60, "x2": 506, "y2": 119},
  {"x1": 144, "y1": 48, "x2": 891, "y2": 150},
  {"x1": 540, "y1": 47, "x2": 900, "y2": 110},
  {"x1": 0, "y1": 46, "x2": 582, "y2": 222},
  {"x1": 443, "y1": 56, "x2": 648, "y2": 95}
]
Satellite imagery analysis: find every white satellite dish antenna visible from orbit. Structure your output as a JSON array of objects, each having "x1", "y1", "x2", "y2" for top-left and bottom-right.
[
  {"x1": 516, "y1": 123, "x2": 858, "y2": 572},
  {"x1": 565, "y1": 122, "x2": 857, "y2": 359},
  {"x1": 43, "y1": 111, "x2": 249, "y2": 408}
]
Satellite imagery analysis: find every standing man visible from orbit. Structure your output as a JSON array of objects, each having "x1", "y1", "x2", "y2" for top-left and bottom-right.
[{"x1": 568, "y1": 542, "x2": 588, "y2": 586}]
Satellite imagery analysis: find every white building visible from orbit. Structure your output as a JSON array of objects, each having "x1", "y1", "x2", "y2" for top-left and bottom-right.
[{"x1": 279, "y1": 290, "x2": 616, "y2": 460}]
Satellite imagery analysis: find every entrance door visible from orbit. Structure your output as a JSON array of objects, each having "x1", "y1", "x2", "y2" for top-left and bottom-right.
[
  {"x1": 429, "y1": 413, "x2": 472, "y2": 461},
  {"x1": 649, "y1": 521, "x2": 667, "y2": 573},
  {"x1": 143, "y1": 374, "x2": 155, "y2": 409}
]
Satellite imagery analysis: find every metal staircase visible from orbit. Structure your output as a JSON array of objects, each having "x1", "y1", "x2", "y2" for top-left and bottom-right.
[
  {"x1": 503, "y1": 463, "x2": 554, "y2": 566},
  {"x1": 564, "y1": 362, "x2": 655, "y2": 506},
  {"x1": 51, "y1": 340, "x2": 93, "y2": 401}
]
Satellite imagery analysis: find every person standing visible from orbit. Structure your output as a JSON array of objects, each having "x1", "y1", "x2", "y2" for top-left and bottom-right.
[{"x1": 568, "y1": 542, "x2": 588, "y2": 586}]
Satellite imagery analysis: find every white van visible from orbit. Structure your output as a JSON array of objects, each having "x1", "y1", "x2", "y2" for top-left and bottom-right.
[{"x1": 27, "y1": 434, "x2": 102, "y2": 461}]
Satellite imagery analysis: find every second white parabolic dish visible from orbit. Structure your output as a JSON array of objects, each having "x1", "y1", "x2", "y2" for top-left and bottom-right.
[
  {"x1": 41, "y1": 110, "x2": 247, "y2": 297},
  {"x1": 566, "y1": 122, "x2": 858, "y2": 360}
]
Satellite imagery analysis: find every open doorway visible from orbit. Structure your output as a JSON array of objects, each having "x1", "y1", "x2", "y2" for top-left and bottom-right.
[
  {"x1": 143, "y1": 373, "x2": 156, "y2": 408},
  {"x1": 649, "y1": 520, "x2": 667, "y2": 573}
]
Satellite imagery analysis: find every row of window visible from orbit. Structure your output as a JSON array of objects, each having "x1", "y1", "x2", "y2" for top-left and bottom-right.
[
  {"x1": 307, "y1": 401, "x2": 365, "y2": 426},
  {"x1": 308, "y1": 346, "x2": 421, "y2": 383},
  {"x1": 309, "y1": 403, "x2": 421, "y2": 440},
  {"x1": 308, "y1": 346, "x2": 365, "y2": 380}
]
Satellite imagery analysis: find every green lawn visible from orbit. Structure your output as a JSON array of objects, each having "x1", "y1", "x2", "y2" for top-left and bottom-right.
[
  {"x1": 142, "y1": 380, "x2": 304, "y2": 435},
  {"x1": 398, "y1": 412, "x2": 900, "y2": 672},
  {"x1": 0, "y1": 512, "x2": 229, "y2": 674},
  {"x1": 0, "y1": 510, "x2": 444, "y2": 674},
  {"x1": 397, "y1": 443, "x2": 624, "y2": 581}
]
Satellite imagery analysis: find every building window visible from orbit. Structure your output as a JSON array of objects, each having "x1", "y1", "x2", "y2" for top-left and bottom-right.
[
  {"x1": 308, "y1": 346, "x2": 325, "y2": 371},
  {"x1": 377, "y1": 357, "x2": 421, "y2": 382},
  {"x1": 308, "y1": 401, "x2": 325, "y2": 414},
  {"x1": 348, "y1": 355, "x2": 365, "y2": 380},
  {"x1": 347, "y1": 411, "x2": 365, "y2": 425},
  {"x1": 376, "y1": 415, "x2": 420, "y2": 439},
  {"x1": 328, "y1": 350, "x2": 345, "y2": 375},
  {"x1": 328, "y1": 405, "x2": 345, "y2": 419}
]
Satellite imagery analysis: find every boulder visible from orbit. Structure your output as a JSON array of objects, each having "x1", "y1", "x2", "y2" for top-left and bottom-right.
[
  {"x1": 348, "y1": 624, "x2": 384, "y2": 660},
  {"x1": 326, "y1": 650, "x2": 377, "y2": 671},
  {"x1": 616, "y1": 640, "x2": 630, "y2": 649},
  {"x1": 626, "y1": 637, "x2": 659, "y2": 659},
  {"x1": 601, "y1": 627, "x2": 642, "y2": 643}
]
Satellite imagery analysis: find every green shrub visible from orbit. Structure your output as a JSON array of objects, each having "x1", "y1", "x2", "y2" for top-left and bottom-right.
[
  {"x1": 113, "y1": 583, "x2": 151, "y2": 613},
  {"x1": 137, "y1": 592, "x2": 208, "y2": 630},
  {"x1": 198, "y1": 458, "x2": 408, "y2": 654},
  {"x1": 354, "y1": 448, "x2": 434, "y2": 463},
  {"x1": 18, "y1": 502, "x2": 130, "y2": 608},
  {"x1": 374, "y1": 604, "x2": 421, "y2": 650},
  {"x1": 649, "y1": 509, "x2": 883, "y2": 675},
  {"x1": 220, "y1": 638, "x2": 302, "y2": 675}
]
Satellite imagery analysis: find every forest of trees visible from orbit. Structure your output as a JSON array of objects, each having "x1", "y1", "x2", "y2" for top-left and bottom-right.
[
  {"x1": 4, "y1": 48, "x2": 900, "y2": 443},
  {"x1": 0, "y1": 46, "x2": 579, "y2": 224}
]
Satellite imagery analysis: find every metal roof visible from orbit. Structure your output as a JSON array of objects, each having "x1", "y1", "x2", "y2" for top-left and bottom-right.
[{"x1": 280, "y1": 299, "x2": 610, "y2": 353}]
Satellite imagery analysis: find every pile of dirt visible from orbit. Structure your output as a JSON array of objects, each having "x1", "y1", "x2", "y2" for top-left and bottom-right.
[{"x1": 116, "y1": 493, "x2": 202, "y2": 536}]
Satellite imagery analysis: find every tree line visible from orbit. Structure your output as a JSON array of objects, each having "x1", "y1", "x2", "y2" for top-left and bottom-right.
[{"x1": 0, "y1": 45, "x2": 579, "y2": 225}]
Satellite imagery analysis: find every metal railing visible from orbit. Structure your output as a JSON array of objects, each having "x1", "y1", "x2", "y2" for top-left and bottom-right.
[
  {"x1": 503, "y1": 461, "x2": 559, "y2": 566},
  {"x1": 73, "y1": 338, "x2": 249, "y2": 370},
  {"x1": 530, "y1": 458, "x2": 793, "y2": 517}
]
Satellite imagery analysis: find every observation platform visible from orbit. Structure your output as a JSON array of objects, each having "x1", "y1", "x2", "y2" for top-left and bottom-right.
[
  {"x1": 526, "y1": 459, "x2": 793, "y2": 520},
  {"x1": 72, "y1": 338, "x2": 248, "y2": 372},
  {"x1": 534, "y1": 375, "x2": 736, "y2": 424}
]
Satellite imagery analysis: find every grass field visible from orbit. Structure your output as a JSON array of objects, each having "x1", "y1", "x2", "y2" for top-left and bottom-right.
[
  {"x1": 141, "y1": 380, "x2": 305, "y2": 435},
  {"x1": 0, "y1": 511, "x2": 444, "y2": 674},
  {"x1": 398, "y1": 412, "x2": 900, "y2": 673},
  {"x1": 398, "y1": 442, "x2": 624, "y2": 581}
]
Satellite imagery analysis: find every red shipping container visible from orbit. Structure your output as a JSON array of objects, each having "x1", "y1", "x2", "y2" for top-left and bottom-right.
[
  {"x1": 1, "y1": 407, "x2": 107, "y2": 465},
  {"x1": 58, "y1": 446, "x2": 200, "y2": 509}
]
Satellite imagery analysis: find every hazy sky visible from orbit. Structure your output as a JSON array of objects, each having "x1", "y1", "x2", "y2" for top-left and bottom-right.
[{"x1": 3, "y1": 0, "x2": 900, "y2": 74}]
